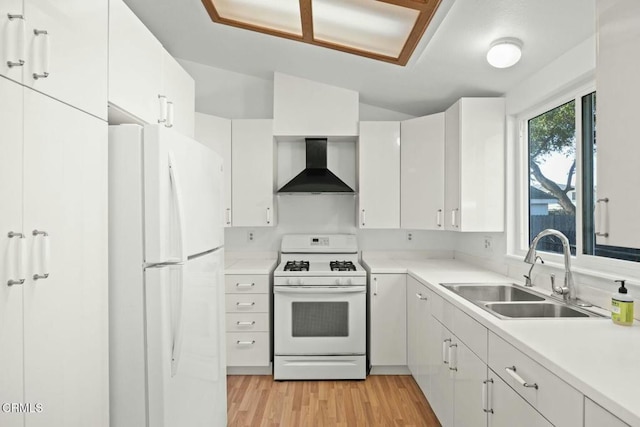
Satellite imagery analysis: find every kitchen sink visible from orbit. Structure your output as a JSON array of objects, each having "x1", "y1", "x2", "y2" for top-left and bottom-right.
[
  {"x1": 484, "y1": 302, "x2": 592, "y2": 318},
  {"x1": 441, "y1": 283, "x2": 545, "y2": 302}
]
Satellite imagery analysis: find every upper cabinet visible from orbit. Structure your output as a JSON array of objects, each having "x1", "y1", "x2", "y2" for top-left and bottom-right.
[
  {"x1": 358, "y1": 121, "x2": 400, "y2": 229},
  {"x1": 595, "y1": 0, "x2": 640, "y2": 248},
  {"x1": 444, "y1": 98, "x2": 505, "y2": 232},
  {"x1": 109, "y1": 0, "x2": 195, "y2": 137},
  {"x1": 273, "y1": 73, "x2": 359, "y2": 137},
  {"x1": 401, "y1": 113, "x2": 445, "y2": 230},
  {"x1": 195, "y1": 113, "x2": 232, "y2": 227},
  {"x1": 0, "y1": 0, "x2": 108, "y2": 120}
]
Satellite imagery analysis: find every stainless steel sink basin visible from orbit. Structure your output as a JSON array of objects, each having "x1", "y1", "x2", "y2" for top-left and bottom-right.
[
  {"x1": 442, "y1": 283, "x2": 545, "y2": 302},
  {"x1": 484, "y1": 302, "x2": 593, "y2": 318}
]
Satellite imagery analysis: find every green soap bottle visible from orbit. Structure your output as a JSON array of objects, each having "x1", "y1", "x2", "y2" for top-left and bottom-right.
[{"x1": 611, "y1": 280, "x2": 634, "y2": 326}]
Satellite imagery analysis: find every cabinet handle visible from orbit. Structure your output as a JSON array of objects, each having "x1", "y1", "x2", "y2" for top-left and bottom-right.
[
  {"x1": 482, "y1": 379, "x2": 494, "y2": 413},
  {"x1": 505, "y1": 366, "x2": 538, "y2": 390},
  {"x1": 226, "y1": 208, "x2": 231, "y2": 225},
  {"x1": 415, "y1": 292, "x2": 428, "y2": 301},
  {"x1": 595, "y1": 197, "x2": 609, "y2": 238},
  {"x1": 165, "y1": 101, "x2": 174, "y2": 128},
  {"x1": 266, "y1": 207, "x2": 271, "y2": 224},
  {"x1": 451, "y1": 208, "x2": 460, "y2": 228},
  {"x1": 373, "y1": 277, "x2": 378, "y2": 296},
  {"x1": 32, "y1": 29, "x2": 50, "y2": 79},
  {"x1": 32, "y1": 229, "x2": 50, "y2": 281},
  {"x1": 236, "y1": 321, "x2": 255, "y2": 326},
  {"x1": 236, "y1": 340, "x2": 255, "y2": 346},
  {"x1": 6, "y1": 14, "x2": 25, "y2": 68},
  {"x1": 158, "y1": 95, "x2": 168, "y2": 124},
  {"x1": 236, "y1": 282, "x2": 255, "y2": 288},
  {"x1": 448, "y1": 343, "x2": 458, "y2": 371},
  {"x1": 436, "y1": 209, "x2": 442, "y2": 227},
  {"x1": 236, "y1": 302, "x2": 255, "y2": 307},
  {"x1": 7, "y1": 231, "x2": 25, "y2": 286},
  {"x1": 361, "y1": 209, "x2": 366, "y2": 227},
  {"x1": 442, "y1": 338, "x2": 451, "y2": 364}
]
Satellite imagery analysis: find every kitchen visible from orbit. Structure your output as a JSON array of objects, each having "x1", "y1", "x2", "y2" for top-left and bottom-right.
[{"x1": 1, "y1": 0, "x2": 639, "y2": 426}]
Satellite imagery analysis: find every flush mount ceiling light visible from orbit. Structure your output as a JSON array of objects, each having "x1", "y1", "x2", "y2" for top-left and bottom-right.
[
  {"x1": 486, "y1": 38, "x2": 522, "y2": 68},
  {"x1": 200, "y1": 0, "x2": 443, "y2": 66}
]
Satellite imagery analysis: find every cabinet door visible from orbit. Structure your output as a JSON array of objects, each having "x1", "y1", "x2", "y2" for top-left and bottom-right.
[
  {"x1": 370, "y1": 274, "x2": 406, "y2": 367},
  {"x1": 595, "y1": 0, "x2": 640, "y2": 248},
  {"x1": 161, "y1": 49, "x2": 195, "y2": 138},
  {"x1": 430, "y1": 319, "x2": 454, "y2": 427},
  {"x1": 358, "y1": 121, "x2": 400, "y2": 229},
  {"x1": 0, "y1": 75, "x2": 24, "y2": 427},
  {"x1": 585, "y1": 398, "x2": 629, "y2": 427},
  {"x1": 401, "y1": 113, "x2": 445, "y2": 230},
  {"x1": 0, "y1": 0, "x2": 25, "y2": 83},
  {"x1": 109, "y1": 0, "x2": 163, "y2": 124},
  {"x1": 489, "y1": 373, "x2": 552, "y2": 427},
  {"x1": 23, "y1": 90, "x2": 108, "y2": 427},
  {"x1": 407, "y1": 277, "x2": 432, "y2": 397},
  {"x1": 444, "y1": 102, "x2": 461, "y2": 231},
  {"x1": 195, "y1": 113, "x2": 232, "y2": 226},
  {"x1": 453, "y1": 338, "x2": 487, "y2": 427},
  {"x1": 231, "y1": 119, "x2": 275, "y2": 227},
  {"x1": 24, "y1": 0, "x2": 108, "y2": 120}
]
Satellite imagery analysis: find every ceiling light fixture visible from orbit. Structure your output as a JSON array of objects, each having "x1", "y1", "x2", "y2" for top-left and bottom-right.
[{"x1": 486, "y1": 38, "x2": 522, "y2": 68}]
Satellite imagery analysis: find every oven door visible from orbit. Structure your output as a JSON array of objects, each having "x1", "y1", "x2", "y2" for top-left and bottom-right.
[{"x1": 274, "y1": 286, "x2": 366, "y2": 356}]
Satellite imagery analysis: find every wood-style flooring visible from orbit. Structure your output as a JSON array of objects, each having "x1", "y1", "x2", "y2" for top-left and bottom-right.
[{"x1": 227, "y1": 375, "x2": 441, "y2": 427}]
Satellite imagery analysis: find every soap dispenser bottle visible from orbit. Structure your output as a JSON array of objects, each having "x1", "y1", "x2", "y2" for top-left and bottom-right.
[{"x1": 612, "y1": 280, "x2": 634, "y2": 326}]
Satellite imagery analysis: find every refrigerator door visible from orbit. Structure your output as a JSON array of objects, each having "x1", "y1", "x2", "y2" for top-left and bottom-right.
[
  {"x1": 145, "y1": 249, "x2": 226, "y2": 427},
  {"x1": 144, "y1": 125, "x2": 223, "y2": 264}
]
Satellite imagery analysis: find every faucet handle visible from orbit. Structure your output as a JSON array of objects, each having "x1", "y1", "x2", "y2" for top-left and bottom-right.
[{"x1": 523, "y1": 274, "x2": 532, "y2": 287}]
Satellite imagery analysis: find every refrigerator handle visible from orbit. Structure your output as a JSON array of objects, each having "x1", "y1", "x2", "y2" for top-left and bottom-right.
[
  {"x1": 168, "y1": 152, "x2": 187, "y2": 263},
  {"x1": 170, "y1": 266, "x2": 185, "y2": 377}
]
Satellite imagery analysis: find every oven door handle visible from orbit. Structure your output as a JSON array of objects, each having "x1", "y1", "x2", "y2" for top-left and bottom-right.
[{"x1": 274, "y1": 286, "x2": 366, "y2": 294}]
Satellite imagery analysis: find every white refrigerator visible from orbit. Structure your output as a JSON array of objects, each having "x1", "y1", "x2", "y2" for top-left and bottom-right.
[{"x1": 108, "y1": 124, "x2": 226, "y2": 427}]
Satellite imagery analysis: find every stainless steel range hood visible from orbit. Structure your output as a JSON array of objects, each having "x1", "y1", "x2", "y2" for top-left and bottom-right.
[{"x1": 278, "y1": 138, "x2": 354, "y2": 194}]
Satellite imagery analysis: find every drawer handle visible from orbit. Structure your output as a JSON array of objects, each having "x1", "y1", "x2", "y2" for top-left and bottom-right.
[
  {"x1": 482, "y1": 379, "x2": 494, "y2": 414},
  {"x1": 415, "y1": 292, "x2": 428, "y2": 300},
  {"x1": 236, "y1": 321, "x2": 256, "y2": 326},
  {"x1": 505, "y1": 366, "x2": 538, "y2": 390},
  {"x1": 236, "y1": 340, "x2": 255, "y2": 346},
  {"x1": 448, "y1": 343, "x2": 458, "y2": 371},
  {"x1": 236, "y1": 282, "x2": 255, "y2": 288},
  {"x1": 236, "y1": 302, "x2": 255, "y2": 307}
]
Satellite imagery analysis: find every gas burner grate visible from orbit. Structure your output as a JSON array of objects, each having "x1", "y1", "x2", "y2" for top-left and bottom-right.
[
  {"x1": 284, "y1": 260, "x2": 310, "y2": 272},
  {"x1": 330, "y1": 261, "x2": 356, "y2": 272}
]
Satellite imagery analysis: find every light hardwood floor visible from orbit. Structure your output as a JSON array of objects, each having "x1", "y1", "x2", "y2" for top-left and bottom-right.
[{"x1": 227, "y1": 375, "x2": 441, "y2": 427}]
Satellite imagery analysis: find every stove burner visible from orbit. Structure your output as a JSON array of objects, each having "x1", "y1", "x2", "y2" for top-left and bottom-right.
[
  {"x1": 284, "y1": 260, "x2": 310, "y2": 272},
  {"x1": 330, "y1": 261, "x2": 356, "y2": 272}
]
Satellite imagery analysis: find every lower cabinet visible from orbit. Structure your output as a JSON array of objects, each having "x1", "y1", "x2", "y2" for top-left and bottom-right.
[
  {"x1": 584, "y1": 397, "x2": 630, "y2": 427},
  {"x1": 225, "y1": 274, "x2": 271, "y2": 370},
  {"x1": 369, "y1": 274, "x2": 407, "y2": 371},
  {"x1": 407, "y1": 276, "x2": 433, "y2": 396}
]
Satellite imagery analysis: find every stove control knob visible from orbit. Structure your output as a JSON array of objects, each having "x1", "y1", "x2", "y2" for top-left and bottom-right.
[{"x1": 335, "y1": 278, "x2": 342, "y2": 286}]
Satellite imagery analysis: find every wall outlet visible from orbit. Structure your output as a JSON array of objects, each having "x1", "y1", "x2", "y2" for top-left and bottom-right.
[
  {"x1": 247, "y1": 231, "x2": 254, "y2": 242},
  {"x1": 407, "y1": 232, "x2": 413, "y2": 241},
  {"x1": 483, "y1": 236, "x2": 493, "y2": 252}
]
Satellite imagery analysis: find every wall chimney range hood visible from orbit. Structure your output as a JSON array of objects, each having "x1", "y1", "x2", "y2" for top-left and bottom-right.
[{"x1": 278, "y1": 138, "x2": 354, "y2": 194}]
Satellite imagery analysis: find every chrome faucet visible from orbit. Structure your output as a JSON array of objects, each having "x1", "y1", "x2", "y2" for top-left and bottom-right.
[
  {"x1": 524, "y1": 229, "x2": 576, "y2": 301},
  {"x1": 523, "y1": 255, "x2": 544, "y2": 287}
]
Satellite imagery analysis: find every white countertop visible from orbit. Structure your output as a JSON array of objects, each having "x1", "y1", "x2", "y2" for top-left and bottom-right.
[
  {"x1": 362, "y1": 257, "x2": 640, "y2": 427},
  {"x1": 225, "y1": 257, "x2": 278, "y2": 275}
]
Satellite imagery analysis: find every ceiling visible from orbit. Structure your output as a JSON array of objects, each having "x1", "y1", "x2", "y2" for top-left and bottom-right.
[{"x1": 123, "y1": 0, "x2": 595, "y2": 117}]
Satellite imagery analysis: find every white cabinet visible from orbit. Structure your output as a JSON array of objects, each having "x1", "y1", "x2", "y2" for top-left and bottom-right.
[
  {"x1": 231, "y1": 119, "x2": 276, "y2": 227},
  {"x1": 0, "y1": 77, "x2": 108, "y2": 427},
  {"x1": 109, "y1": 0, "x2": 194, "y2": 136},
  {"x1": 452, "y1": 337, "x2": 487, "y2": 427},
  {"x1": 0, "y1": 0, "x2": 108, "y2": 119},
  {"x1": 585, "y1": 398, "x2": 629, "y2": 427},
  {"x1": 406, "y1": 276, "x2": 433, "y2": 397},
  {"x1": 595, "y1": 0, "x2": 640, "y2": 248},
  {"x1": 401, "y1": 113, "x2": 445, "y2": 230},
  {"x1": 358, "y1": 121, "x2": 400, "y2": 229},
  {"x1": 487, "y1": 372, "x2": 552, "y2": 427},
  {"x1": 430, "y1": 319, "x2": 454, "y2": 427},
  {"x1": 369, "y1": 274, "x2": 406, "y2": 370},
  {"x1": 195, "y1": 113, "x2": 232, "y2": 226},
  {"x1": 273, "y1": 72, "x2": 359, "y2": 137},
  {"x1": 444, "y1": 98, "x2": 505, "y2": 232}
]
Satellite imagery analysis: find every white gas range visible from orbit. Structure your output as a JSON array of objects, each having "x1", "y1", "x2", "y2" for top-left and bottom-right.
[{"x1": 273, "y1": 234, "x2": 367, "y2": 380}]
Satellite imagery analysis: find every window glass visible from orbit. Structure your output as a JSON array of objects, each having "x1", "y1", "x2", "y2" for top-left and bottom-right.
[{"x1": 528, "y1": 100, "x2": 577, "y2": 255}]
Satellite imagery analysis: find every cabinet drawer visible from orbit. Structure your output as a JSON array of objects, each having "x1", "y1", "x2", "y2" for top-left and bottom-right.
[
  {"x1": 225, "y1": 274, "x2": 269, "y2": 294},
  {"x1": 453, "y1": 308, "x2": 487, "y2": 363},
  {"x1": 431, "y1": 292, "x2": 454, "y2": 330},
  {"x1": 488, "y1": 332, "x2": 583, "y2": 427},
  {"x1": 225, "y1": 294, "x2": 269, "y2": 313},
  {"x1": 226, "y1": 332, "x2": 270, "y2": 367},
  {"x1": 226, "y1": 313, "x2": 270, "y2": 332}
]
